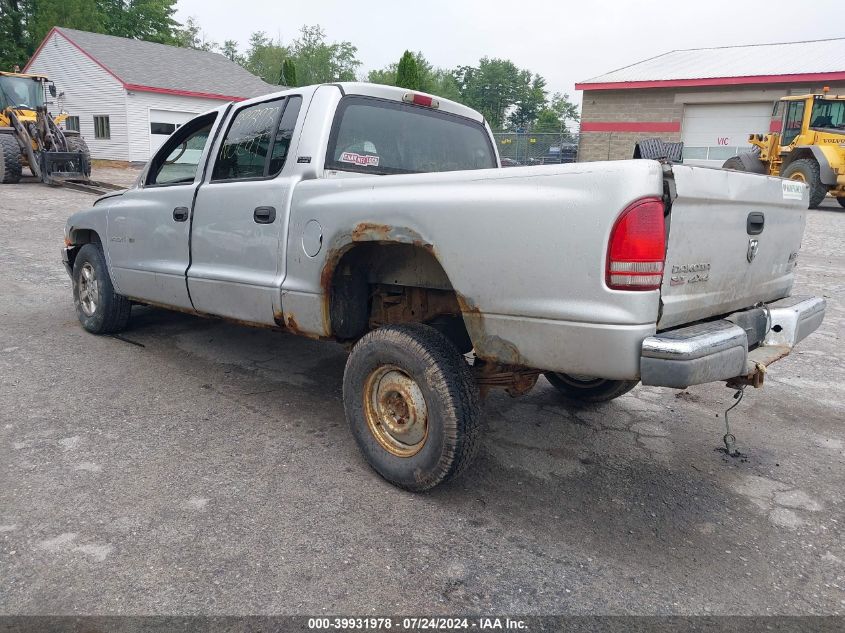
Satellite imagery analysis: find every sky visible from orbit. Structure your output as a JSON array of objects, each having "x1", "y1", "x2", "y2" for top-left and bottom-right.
[{"x1": 175, "y1": 0, "x2": 842, "y2": 105}]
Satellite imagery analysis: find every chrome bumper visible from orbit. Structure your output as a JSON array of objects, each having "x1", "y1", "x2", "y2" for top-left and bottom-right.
[{"x1": 640, "y1": 295, "x2": 826, "y2": 388}]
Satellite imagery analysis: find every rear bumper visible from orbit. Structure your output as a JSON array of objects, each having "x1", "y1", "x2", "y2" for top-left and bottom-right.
[{"x1": 640, "y1": 295, "x2": 825, "y2": 388}]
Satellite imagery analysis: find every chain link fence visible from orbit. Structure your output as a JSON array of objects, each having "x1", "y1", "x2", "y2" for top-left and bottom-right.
[{"x1": 492, "y1": 132, "x2": 579, "y2": 166}]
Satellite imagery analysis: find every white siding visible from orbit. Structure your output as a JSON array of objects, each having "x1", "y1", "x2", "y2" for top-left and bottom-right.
[
  {"x1": 125, "y1": 91, "x2": 225, "y2": 162},
  {"x1": 26, "y1": 31, "x2": 129, "y2": 160}
]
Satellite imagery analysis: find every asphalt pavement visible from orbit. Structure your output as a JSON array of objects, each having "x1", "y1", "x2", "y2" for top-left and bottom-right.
[{"x1": 1, "y1": 170, "x2": 843, "y2": 615}]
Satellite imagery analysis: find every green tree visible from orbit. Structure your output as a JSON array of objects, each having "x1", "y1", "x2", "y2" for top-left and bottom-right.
[
  {"x1": 0, "y1": 0, "x2": 33, "y2": 70},
  {"x1": 242, "y1": 31, "x2": 286, "y2": 84},
  {"x1": 281, "y1": 57, "x2": 297, "y2": 86},
  {"x1": 508, "y1": 72, "x2": 546, "y2": 130},
  {"x1": 173, "y1": 15, "x2": 216, "y2": 51},
  {"x1": 288, "y1": 24, "x2": 360, "y2": 85},
  {"x1": 368, "y1": 51, "x2": 461, "y2": 102},
  {"x1": 395, "y1": 50, "x2": 420, "y2": 90},
  {"x1": 454, "y1": 58, "x2": 525, "y2": 129},
  {"x1": 533, "y1": 93, "x2": 579, "y2": 133},
  {"x1": 96, "y1": 0, "x2": 180, "y2": 44},
  {"x1": 221, "y1": 39, "x2": 241, "y2": 63}
]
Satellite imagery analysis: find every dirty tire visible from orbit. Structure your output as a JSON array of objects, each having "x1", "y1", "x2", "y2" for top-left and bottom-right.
[
  {"x1": 343, "y1": 323, "x2": 481, "y2": 492},
  {"x1": 782, "y1": 158, "x2": 828, "y2": 209},
  {"x1": 721, "y1": 156, "x2": 745, "y2": 171},
  {"x1": 65, "y1": 135, "x2": 92, "y2": 177},
  {"x1": 0, "y1": 134, "x2": 22, "y2": 184},
  {"x1": 72, "y1": 243, "x2": 131, "y2": 334},
  {"x1": 544, "y1": 372, "x2": 638, "y2": 404}
]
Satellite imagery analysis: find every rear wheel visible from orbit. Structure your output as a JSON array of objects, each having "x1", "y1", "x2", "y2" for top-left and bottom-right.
[
  {"x1": 0, "y1": 134, "x2": 22, "y2": 184},
  {"x1": 65, "y1": 135, "x2": 92, "y2": 177},
  {"x1": 544, "y1": 372, "x2": 638, "y2": 404},
  {"x1": 343, "y1": 323, "x2": 481, "y2": 491},
  {"x1": 72, "y1": 243, "x2": 131, "y2": 334},
  {"x1": 721, "y1": 156, "x2": 745, "y2": 171},
  {"x1": 782, "y1": 158, "x2": 828, "y2": 209}
]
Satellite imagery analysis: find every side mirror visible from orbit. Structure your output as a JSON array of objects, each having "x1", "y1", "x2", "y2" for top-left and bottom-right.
[{"x1": 49, "y1": 84, "x2": 57, "y2": 97}]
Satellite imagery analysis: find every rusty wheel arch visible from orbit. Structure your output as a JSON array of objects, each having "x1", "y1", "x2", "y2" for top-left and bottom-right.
[{"x1": 320, "y1": 237, "x2": 474, "y2": 349}]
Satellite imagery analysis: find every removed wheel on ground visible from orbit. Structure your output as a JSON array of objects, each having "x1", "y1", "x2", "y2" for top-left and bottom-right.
[
  {"x1": 343, "y1": 323, "x2": 481, "y2": 492},
  {"x1": 721, "y1": 156, "x2": 745, "y2": 171},
  {"x1": 0, "y1": 134, "x2": 22, "y2": 184},
  {"x1": 782, "y1": 158, "x2": 828, "y2": 209},
  {"x1": 544, "y1": 372, "x2": 638, "y2": 404},
  {"x1": 72, "y1": 243, "x2": 131, "y2": 334}
]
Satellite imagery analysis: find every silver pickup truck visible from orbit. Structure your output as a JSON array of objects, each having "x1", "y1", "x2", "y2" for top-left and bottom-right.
[{"x1": 62, "y1": 82, "x2": 826, "y2": 491}]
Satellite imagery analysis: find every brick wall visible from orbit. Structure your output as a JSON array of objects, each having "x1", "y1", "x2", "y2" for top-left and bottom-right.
[
  {"x1": 578, "y1": 88, "x2": 682, "y2": 162},
  {"x1": 577, "y1": 82, "x2": 845, "y2": 162}
]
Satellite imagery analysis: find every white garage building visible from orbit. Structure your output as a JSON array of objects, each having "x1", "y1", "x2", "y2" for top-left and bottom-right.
[
  {"x1": 576, "y1": 37, "x2": 845, "y2": 165},
  {"x1": 24, "y1": 27, "x2": 276, "y2": 162}
]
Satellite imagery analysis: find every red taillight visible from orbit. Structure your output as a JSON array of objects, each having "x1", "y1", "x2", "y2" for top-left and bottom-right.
[
  {"x1": 402, "y1": 92, "x2": 440, "y2": 109},
  {"x1": 606, "y1": 197, "x2": 666, "y2": 291}
]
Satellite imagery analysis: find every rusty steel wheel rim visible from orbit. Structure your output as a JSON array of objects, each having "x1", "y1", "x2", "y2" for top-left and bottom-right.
[
  {"x1": 789, "y1": 172, "x2": 807, "y2": 183},
  {"x1": 78, "y1": 262, "x2": 98, "y2": 317},
  {"x1": 363, "y1": 365, "x2": 429, "y2": 457}
]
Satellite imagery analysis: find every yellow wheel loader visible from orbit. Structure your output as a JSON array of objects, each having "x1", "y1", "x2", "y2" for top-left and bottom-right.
[
  {"x1": 723, "y1": 90, "x2": 845, "y2": 209},
  {"x1": 0, "y1": 70, "x2": 91, "y2": 185}
]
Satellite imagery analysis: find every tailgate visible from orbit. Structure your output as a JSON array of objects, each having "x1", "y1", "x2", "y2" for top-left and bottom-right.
[{"x1": 658, "y1": 165, "x2": 807, "y2": 330}]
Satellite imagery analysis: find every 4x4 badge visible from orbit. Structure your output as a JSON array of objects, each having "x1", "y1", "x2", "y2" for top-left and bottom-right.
[{"x1": 747, "y1": 238, "x2": 759, "y2": 262}]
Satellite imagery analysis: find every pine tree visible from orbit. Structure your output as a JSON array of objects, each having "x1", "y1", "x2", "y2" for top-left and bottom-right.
[
  {"x1": 395, "y1": 50, "x2": 420, "y2": 90},
  {"x1": 281, "y1": 58, "x2": 297, "y2": 87}
]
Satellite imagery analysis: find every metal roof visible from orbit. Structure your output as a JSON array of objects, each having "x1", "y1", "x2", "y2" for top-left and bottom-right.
[
  {"x1": 26, "y1": 27, "x2": 277, "y2": 100},
  {"x1": 577, "y1": 38, "x2": 845, "y2": 90}
]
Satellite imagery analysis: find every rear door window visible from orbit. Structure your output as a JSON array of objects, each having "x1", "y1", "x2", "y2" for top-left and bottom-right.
[
  {"x1": 326, "y1": 96, "x2": 496, "y2": 175},
  {"x1": 211, "y1": 96, "x2": 301, "y2": 181}
]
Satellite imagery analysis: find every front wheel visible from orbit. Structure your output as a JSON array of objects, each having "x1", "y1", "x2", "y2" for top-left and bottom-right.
[
  {"x1": 72, "y1": 243, "x2": 131, "y2": 334},
  {"x1": 343, "y1": 323, "x2": 481, "y2": 491},
  {"x1": 837, "y1": 197, "x2": 845, "y2": 209},
  {"x1": 782, "y1": 158, "x2": 828, "y2": 209},
  {"x1": 544, "y1": 372, "x2": 638, "y2": 403},
  {"x1": 65, "y1": 135, "x2": 92, "y2": 177},
  {"x1": 0, "y1": 134, "x2": 22, "y2": 184}
]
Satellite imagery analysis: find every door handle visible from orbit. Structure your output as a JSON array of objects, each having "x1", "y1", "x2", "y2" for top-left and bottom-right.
[
  {"x1": 254, "y1": 206, "x2": 276, "y2": 224},
  {"x1": 747, "y1": 211, "x2": 765, "y2": 235},
  {"x1": 173, "y1": 206, "x2": 189, "y2": 222}
]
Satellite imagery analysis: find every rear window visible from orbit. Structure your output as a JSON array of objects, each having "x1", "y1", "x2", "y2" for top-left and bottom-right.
[{"x1": 326, "y1": 96, "x2": 496, "y2": 175}]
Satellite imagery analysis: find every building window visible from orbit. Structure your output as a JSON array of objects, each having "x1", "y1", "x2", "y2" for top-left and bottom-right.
[
  {"x1": 150, "y1": 121, "x2": 177, "y2": 135},
  {"x1": 94, "y1": 115, "x2": 110, "y2": 140},
  {"x1": 64, "y1": 116, "x2": 80, "y2": 132}
]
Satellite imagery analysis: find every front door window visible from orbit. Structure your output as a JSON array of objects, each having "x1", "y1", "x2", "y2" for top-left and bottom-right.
[
  {"x1": 781, "y1": 101, "x2": 805, "y2": 146},
  {"x1": 146, "y1": 112, "x2": 216, "y2": 186}
]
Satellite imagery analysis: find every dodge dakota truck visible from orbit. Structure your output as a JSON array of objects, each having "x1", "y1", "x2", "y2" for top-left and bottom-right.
[{"x1": 62, "y1": 83, "x2": 826, "y2": 491}]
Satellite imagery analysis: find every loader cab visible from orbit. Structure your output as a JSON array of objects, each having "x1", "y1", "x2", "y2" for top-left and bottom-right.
[
  {"x1": 773, "y1": 94, "x2": 845, "y2": 147},
  {"x1": 0, "y1": 73, "x2": 48, "y2": 112}
]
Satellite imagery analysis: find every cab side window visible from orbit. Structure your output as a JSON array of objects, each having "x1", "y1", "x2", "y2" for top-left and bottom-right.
[
  {"x1": 211, "y1": 96, "x2": 301, "y2": 182},
  {"x1": 147, "y1": 112, "x2": 216, "y2": 186},
  {"x1": 781, "y1": 101, "x2": 804, "y2": 145}
]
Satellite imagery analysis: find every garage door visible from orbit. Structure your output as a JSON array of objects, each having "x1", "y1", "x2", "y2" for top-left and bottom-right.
[
  {"x1": 682, "y1": 103, "x2": 773, "y2": 167},
  {"x1": 149, "y1": 109, "x2": 200, "y2": 155}
]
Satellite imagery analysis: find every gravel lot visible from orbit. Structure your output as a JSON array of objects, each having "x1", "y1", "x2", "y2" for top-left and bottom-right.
[{"x1": 1, "y1": 168, "x2": 843, "y2": 615}]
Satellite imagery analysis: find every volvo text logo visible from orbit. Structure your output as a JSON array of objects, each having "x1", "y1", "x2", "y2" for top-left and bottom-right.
[{"x1": 747, "y1": 238, "x2": 759, "y2": 263}]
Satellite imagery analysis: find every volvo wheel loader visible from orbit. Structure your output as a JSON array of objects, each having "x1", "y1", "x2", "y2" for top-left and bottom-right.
[
  {"x1": 0, "y1": 70, "x2": 91, "y2": 185},
  {"x1": 723, "y1": 90, "x2": 845, "y2": 209}
]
